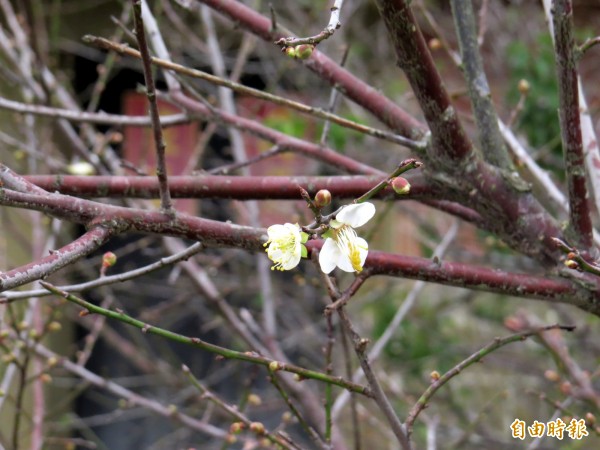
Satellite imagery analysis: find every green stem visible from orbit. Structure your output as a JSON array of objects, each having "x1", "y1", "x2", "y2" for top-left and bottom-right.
[
  {"x1": 355, "y1": 159, "x2": 422, "y2": 204},
  {"x1": 40, "y1": 282, "x2": 371, "y2": 395}
]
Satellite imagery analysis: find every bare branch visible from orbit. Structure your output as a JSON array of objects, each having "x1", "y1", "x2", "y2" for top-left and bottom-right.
[
  {"x1": 549, "y1": 0, "x2": 593, "y2": 249},
  {"x1": 274, "y1": 0, "x2": 343, "y2": 47},
  {"x1": 131, "y1": 0, "x2": 173, "y2": 213},
  {"x1": 83, "y1": 35, "x2": 425, "y2": 150},
  {"x1": 0, "y1": 226, "x2": 114, "y2": 292},
  {"x1": 405, "y1": 324, "x2": 577, "y2": 434},
  {"x1": 0, "y1": 96, "x2": 192, "y2": 127},
  {"x1": 450, "y1": 0, "x2": 512, "y2": 169}
]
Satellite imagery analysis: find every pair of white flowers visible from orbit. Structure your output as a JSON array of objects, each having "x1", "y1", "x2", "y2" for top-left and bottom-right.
[{"x1": 264, "y1": 202, "x2": 375, "y2": 274}]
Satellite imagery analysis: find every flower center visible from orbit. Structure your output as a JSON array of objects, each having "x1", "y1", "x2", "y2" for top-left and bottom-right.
[
  {"x1": 264, "y1": 233, "x2": 298, "y2": 271},
  {"x1": 334, "y1": 226, "x2": 364, "y2": 272}
]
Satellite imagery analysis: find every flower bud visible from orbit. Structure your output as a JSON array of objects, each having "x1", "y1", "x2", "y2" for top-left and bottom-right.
[
  {"x1": 564, "y1": 259, "x2": 579, "y2": 270},
  {"x1": 249, "y1": 422, "x2": 265, "y2": 435},
  {"x1": 585, "y1": 412, "x2": 596, "y2": 425},
  {"x1": 47, "y1": 321, "x2": 62, "y2": 332},
  {"x1": 430, "y1": 370, "x2": 441, "y2": 382},
  {"x1": 391, "y1": 177, "x2": 410, "y2": 195},
  {"x1": 428, "y1": 38, "x2": 442, "y2": 51},
  {"x1": 544, "y1": 369, "x2": 560, "y2": 382},
  {"x1": 66, "y1": 161, "x2": 95, "y2": 176},
  {"x1": 40, "y1": 373, "x2": 52, "y2": 384},
  {"x1": 102, "y1": 252, "x2": 117, "y2": 268},
  {"x1": 230, "y1": 422, "x2": 245, "y2": 434},
  {"x1": 269, "y1": 361, "x2": 282, "y2": 372},
  {"x1": 247, "y1": 393, "x2": 262, "y2": 406},
  {"x1": 295, "y1": 44, "x2": 315, "y2": 59},
  {"x1": 285, "y1": 44, "x2": 315, "y2": 60},
  {"x1": 559, "y1": 381, "x2": 572, "y2": 395},
  {"x1": 314, "y1": 189, "x2": 332, "y2": 208},
  {"x1": 518, "y1": 79, "x2": 530, "y2": 95}
]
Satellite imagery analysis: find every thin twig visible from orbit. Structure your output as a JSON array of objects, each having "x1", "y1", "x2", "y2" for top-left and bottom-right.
[
  {"x1": 404, "y1": 324, "x2": 577, "y2": 435},
  {"x1": 0, "y1": 96, "x2": 192, "y2": 127},
  {"x1": 275, "y1": 0, "x2": 343, "y2": 47},
  {"x1": 131, "y1": 0, "x2": 173, "y2": 213},
  {"x1": 40, "y1": 282, "x2": 372, "y2": 395},
  {"x1": 29, "y1": 341, "x2": 228, "y2": 438},
  {"x1": 268, "y1": 374, "x2": 328, "y2": 450},
  {"x1": 82, "y1": 35, "x2": 425, "y2": 150},
  {"x1": 320, "y1": 46, "x2": 350, "y2": 146},
  {"x1": 183, "y1": 365, "x2": 301, "y2": 450},
  {"x1": 1, "y1": 242, "x2": 203, "y2": 302}
]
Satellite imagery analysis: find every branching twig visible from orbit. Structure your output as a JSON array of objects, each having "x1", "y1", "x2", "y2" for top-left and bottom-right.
[
  {"x1": 0, "y1": 226, "x2": 114, "y2": 292},
  {"x1": 183, "y1": 365, "x2": 302, "y2": 450},
  {"x1": 274, "y1": 0, "x2": 343, "y2": 47},
  {"x1": 1, "y1": 242, "x2": 203, "y2": 302},
  {"x1": 82, "y1": 35, "x2": 425, "y2": 150},
  {"x1": 29, "y1": 341, "x2": 228, "y2": 438},
  {"x1": 404, "y1": 324, "x2": 577, "y2": 435},
  {"x1": 40, "y1": 282, "x2": 372, "y2": 395}
]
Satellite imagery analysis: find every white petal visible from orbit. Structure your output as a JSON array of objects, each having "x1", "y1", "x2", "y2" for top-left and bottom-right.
[
  {"x1": 282, "y1": 251, "x2": 301, "y2": 270},
  {"x1": 336, "y1": 202, "x2": 375, "y2": 228},
  {"x1": 336, "y1": 253, "x2": 356, "y2": 272},
  {"x1": 319, "y1": 238, "x2": 341, "y2": 274},
  {"x1": 355, "y1": 237, "x2": 369, "y2": 267},
  {"x1": 267, "y1": 224, "x2": 287, "y2": 239},
  {"x1": 337, "y1": 236, "x2": 369, "y2": 272}
]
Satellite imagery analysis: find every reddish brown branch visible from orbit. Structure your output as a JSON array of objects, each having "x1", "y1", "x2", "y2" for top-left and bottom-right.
[
  {"x1": 365, "y1": 248, "x2": 593, "y2": 309},
  {"x1": 196, "y1": 0, "x2": 425, "y2": 139},
  {"x1": 23, "y1": 174, "x2": 425, "y2": 200},
  {"x1": 373, "y1": 0, "x2": 473, "y2": 163},
  {"x1": 552, "y1": 0, "x2": 593, "y2": 249},
  {"x1": 0, "y1": 226, "x2": 114, "y2": 291},
  {"x1": 169, "y1": 91, "x2": 382, "y2": 176},
  {"x1": 1, "y1": 181, "x2": 596, "y2": 312}
]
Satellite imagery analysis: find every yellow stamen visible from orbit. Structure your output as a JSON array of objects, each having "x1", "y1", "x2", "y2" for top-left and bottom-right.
[{"x1": 334, "y1": 226, "x2": 365, "y2": 272}]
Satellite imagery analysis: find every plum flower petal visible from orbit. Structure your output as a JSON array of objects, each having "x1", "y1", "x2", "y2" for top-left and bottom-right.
[
  {"x1": 319, "y1": 202, "x2": 374, "y2": 274},
  {"x1": 335, "y1": 202, "x2": 375, "y2": 228},
  {"x1": 264, "y1": 223, "x2": 306, "y2": 271}
]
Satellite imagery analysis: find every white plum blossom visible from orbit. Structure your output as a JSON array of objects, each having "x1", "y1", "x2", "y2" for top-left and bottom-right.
[
  {"x1": 319, "y1": 202, "x2": 376, "y2": 274},
  {"x1": 264, "y1": 223, "x2": 308, "y2": 271}
]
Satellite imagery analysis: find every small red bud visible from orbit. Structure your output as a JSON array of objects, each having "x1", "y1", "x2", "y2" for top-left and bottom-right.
[
  {"x1": 428, "y1": 38, "x2": 442, "y2": 51},
  {"x1": 314, "y1": 189, "x2": 332, "y2": 207},
  {"x1": 391, "y1": 177, "x2": 411, "y2": 195},
  {"x1": 102, "y1": 252, "x2": 117, "y2": 268},
  {"x1": 564, "y1": 260, "x2": 579, "y2": 270},
  {"x1": 544, "y1": 369, "x2": 560, "y2": 382},
  {"x1": 249, "y1": 422, "x2": 265, "y2": 435},
  {"x1": 230, "y1": 422, "x2": 245, "y2": 434}
]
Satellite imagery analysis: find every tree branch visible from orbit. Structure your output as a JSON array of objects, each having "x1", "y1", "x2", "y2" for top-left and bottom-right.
[
  {"x1": 450, "y1": 0, "x2": 512, "y2": 169},
  {"x1": 131, "y1": 0, "x2": 173, "y2": 213},
  {"x1": 549, "y1": 0, "x2": 593, "y2": 250}
]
